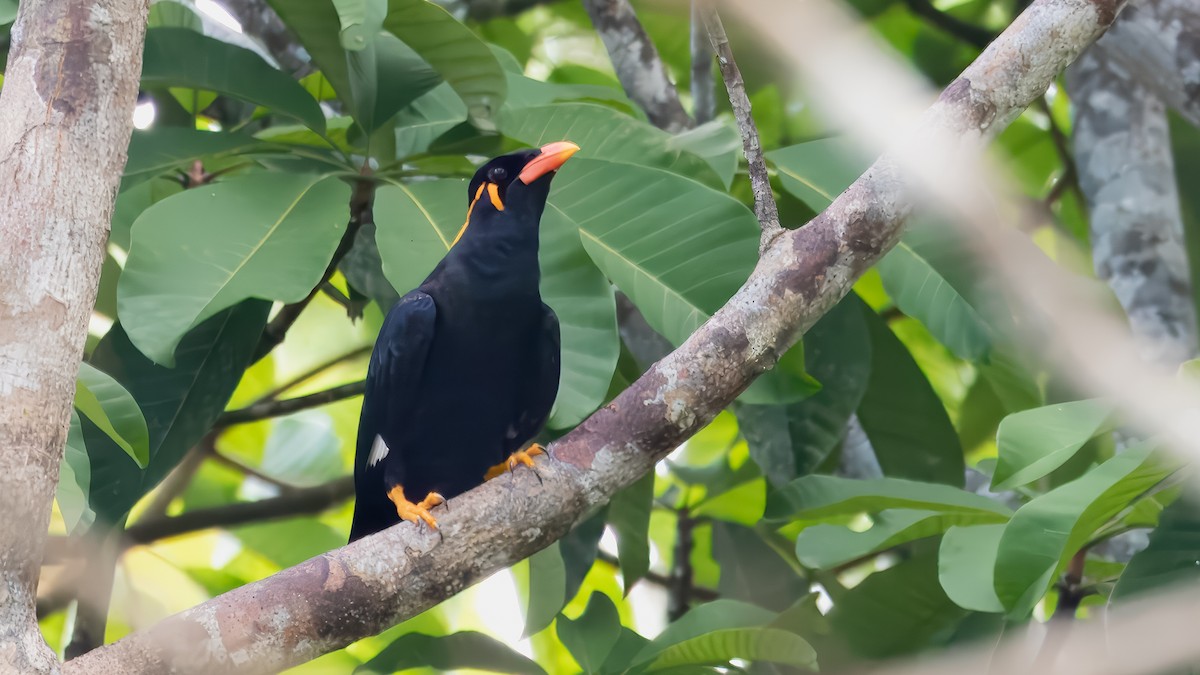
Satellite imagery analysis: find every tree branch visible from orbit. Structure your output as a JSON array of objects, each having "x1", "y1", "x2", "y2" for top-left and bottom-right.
[
  {"x1": 582, "y1": 0, "x2": 693, "y2": 133},
  {"x1": 690, "y1": 0, "x2": 716, "y2": 125},
  {"x1": 62, "y1": 1, "x2": 1119, "y2": 671},
  {"x1": 215, "y1": 381, "x2": 366, "y2": 428},
  {"x1": 1101, "y1": 0, "x2": 1200, "y2": 127},
  {"x1": 703, "y1": 6, "x2": 786, "y2": 253},
  {"x1": 0, "y1": 0, "x2": 149, "y2": 671}
]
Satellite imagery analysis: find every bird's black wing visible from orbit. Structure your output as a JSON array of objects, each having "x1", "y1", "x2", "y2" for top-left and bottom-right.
[
  {"x1": 349, "y1": 291, "x2": 437, "y2": 541},
  {"x1": 507, "y1": 302, "x2": 561, "y2": 453}
]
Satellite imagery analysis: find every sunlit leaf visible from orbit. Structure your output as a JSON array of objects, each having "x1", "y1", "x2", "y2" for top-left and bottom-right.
[
  {"x1": 646, "y1": 628, "x2": 818, "y2": 672},
  {"x1": 118, "y1": 173, "x2": 349, "y2": 365},
  {"x1": 992, "y1": 399, "x2": 1116, "y2": 490},
  {"x1": 797, "y1": 508, "x2": 1009, "y2": 570},
  {"x1": 356, "y1": 631, "x2": 546, "y2": 674},
  {"x1": 766, "y1": 137, "x2": 872, "y2": 211},
  {"x1": 939, "y1": 524, "x2": 1006, "y2": 612},
  {"x1": 556, "y1": 592, "x2": 621, "y2": 674},
  {"x1": 74, "y1": 362, "x2": 150, "y2": 468},
  {"x1": 766, "y1": 474, "x2": 1011, "y2": 522}
]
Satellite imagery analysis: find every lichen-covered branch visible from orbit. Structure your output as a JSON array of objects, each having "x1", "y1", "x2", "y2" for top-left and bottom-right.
[
  {"x1": 63, "y1": 1, "x2": 1121, "y2": 672},
  {"x1": 0, "y1": 0, "x2": 149, "y2": 672},
  {"x1": 1100, "y1": 0, "x2": 1200, "y2": 126},
  {"x1": 1068, "y1": 29, "x2": 1197, "y2": 367},
  {"x1": 702, "y1": 6, "x2": 785, "y2": 253},
  {"x1": 582, "y1": 0, "x2": 693, "y2": 133}
]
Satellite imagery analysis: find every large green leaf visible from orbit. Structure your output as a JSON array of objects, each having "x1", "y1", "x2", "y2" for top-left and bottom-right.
[
  {"x1": 141, "y1": 28, "x2": 326, "y2": 133},
  {"x1": 992, "y1": 399, "x2": 1116, "y2": 490},
  {"x1": 393, "y1": 83, "x2": 468, "y2": 158},
  {"x1": 737, "y1": 294, "x2": 872, "y2": 485},
  {"x1": 74, "y1": 363, "x2": 150, "y2": 468},
  {"x1": 607, "y1": 472, "x2": 653, "y2": 592},
  {"x1": 766, "y1": 138, "x2": 872, "y2": 211},
  {"x1": 631, "y1": 600, "x2": 778, "y2": 668},
  {"x1": 796, "y1": 508, "x2": 1009, "y2": 570},
  {"x1": 83, "y1": 302, "x2": 270, "y2": 525},
  {"x1": 556, "y1": 592, "x2": 622, "y2": 674},
  {"x1": 333, "y1": 0, "x2": 385, "y2": 50},
  {"x1": 993, "y1": 443, "x2": 1175, "y2": 617},
  {"x1": 122, "y1": 129, "x2": 264, "y2": 191},
  {"x1": 857, "y1": 300, "x2": 965, "y2": 485},
  {"x1": 265, "y1": 0, "x2": 357, "y2": 106},
  {"x1": 383, "y1": 0, "x2": 507, "y2": 128},
  {"x1": 562, "y1": 511, "x2": 607, "y2": 604},
  {"x1": 938, "y1": 524, "x2": 1006, "y2": 612},
  {"x1": 346, "y1": 32, "x2": 444, "y2": 136},
  {"x1": 875, "y1": 230, "x2": 994, "y2": 361},
  {"x1": 766, "y1": 475, "x2": 1011, "y2": 522},
  {"x1": 668, "y1": 120, "x2": 743, "y2": 189},
  {"x1": 713, "y1": 522, "x2": 808, "y2": 612},
  {"x1": 118, "y1": 173, "x2": 350, "y2": 365},
  {"x1": 500, "y1": 103, "x2": 724, "y2": 189},
  {"x1": 356, "y1": 631, "x2": 545, "y2": 674},
  {"x1": 523, "y1": 543, "x2": 566, "y2": 637},
  {"x1": 645, "y1": 628, "x2": 818, "y2": 673},
  {"x1": 829, "y1": 551, "x2": 967, "y2": 659},
  {"x1": 1113, "y1": 497, "x2": 1200, "y2": 601},
  {"x1": 373, "y1": 179, "x2": 619, "y2": 428},
  {"x1": 551, "y1": 159, "x2": 758, "y2": 347}
]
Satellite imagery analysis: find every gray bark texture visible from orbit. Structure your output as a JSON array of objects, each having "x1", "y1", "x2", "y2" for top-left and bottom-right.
[
  {"x1": 0, "y1": 0, "x2": 149, "y2": 672},
  {"x1": 1101, "y1": 0, "x2": 1200, "y2": 127},
  {"x1": 62, "y1": 0, "x2": 1123, "y2": 672},
  {"x1": 1068, "y1": 7, "x2": 1198, "y2": 367},
  {"x1": 582, "y1": 0, "x2": 693, "y2": 133}
]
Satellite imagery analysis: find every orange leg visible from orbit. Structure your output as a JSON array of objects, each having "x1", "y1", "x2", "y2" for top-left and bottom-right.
[
  {"x1": 386, "y1": 485, "x2": 445, "y2": 529},
  {"x1": 485, "y1": 443, "x2": 546, "y2": 481}
]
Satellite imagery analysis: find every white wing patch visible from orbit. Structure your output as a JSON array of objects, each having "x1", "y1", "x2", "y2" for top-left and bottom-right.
[{"x1": 368, "y1": 435, "x2": 391, "y2": 467}]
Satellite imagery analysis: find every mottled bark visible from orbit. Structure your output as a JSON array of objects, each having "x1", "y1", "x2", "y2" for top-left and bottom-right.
[
  {"x1": 703, "y1": 6, "x2": 784, "y2": 253},
  {"x1": 63, "y1": 0, "x2": 1119, "y2": 671},
  {"x1": 582, "y1": 0, "x2": 693, "y2": 133},
  {"x1": 1102, "y1": 0, "x2": 1200, "y2": 127},
  {"x1": 0, "y1": 0, "x2": 149, "y2": 671},
  {"x1": 1068, "y1": 43, "x2": 1196, "y2": 367},
  {"x1": 690, "y1": 0, "x2": 716, "y2": 125}
]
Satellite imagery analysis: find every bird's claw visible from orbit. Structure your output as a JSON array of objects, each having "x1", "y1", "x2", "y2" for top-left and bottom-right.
[
  {"x1": 486, "y1": 444, "x2": 546, "y2": 484},
  {"x1": 387, "y1": 486, "x2": 444, "y2": 530}
]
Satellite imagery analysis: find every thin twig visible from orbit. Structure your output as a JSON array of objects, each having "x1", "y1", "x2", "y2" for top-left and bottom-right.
[
  {"x1": 254, "y1": 345, "x2": 372, "y2": 404},
  {"x1": 596, "y1": 550, "x2": 718, "y2": 602},
  {"x1": 667, "y1": 507, "x2": 696, "y2": 621},
  {"x1": 215, "y1": 380, "x2": 366, "y2": 428},
  {"x1": 206, "y1": 447, "x2": 298, "y2": 493},
  {"x1": 903, "y1": 0, "x2": 994, "y2": 49},
  {"x1": 702, "y1": 7, "x2": 785, "y2": 253}
]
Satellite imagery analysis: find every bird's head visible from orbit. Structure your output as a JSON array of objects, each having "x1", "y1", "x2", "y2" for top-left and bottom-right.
[{"x1": 453, "y1": 141, "x2": 579, "y2": 248}]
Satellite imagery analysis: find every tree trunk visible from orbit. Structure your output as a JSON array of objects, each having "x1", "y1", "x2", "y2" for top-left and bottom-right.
[{"x1": 0, "y1": 0, "x2": 149, "y2": 670}]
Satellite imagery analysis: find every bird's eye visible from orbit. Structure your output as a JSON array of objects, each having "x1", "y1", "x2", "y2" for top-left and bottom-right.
[{"x1": 487, "y1": 167, "x2": 508, "y2": 183}]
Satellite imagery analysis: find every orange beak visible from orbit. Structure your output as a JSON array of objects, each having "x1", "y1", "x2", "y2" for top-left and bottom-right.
[{"x1": 518, "y1": 141, "x2": 580, "y2": 185}]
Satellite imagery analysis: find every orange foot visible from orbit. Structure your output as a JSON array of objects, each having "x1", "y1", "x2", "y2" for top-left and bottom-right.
[
  {"x1": 386, "y1": 485, "x2": 445, "y2": 529},
  {"x1": 485, "y1": 444, "x2": 546, "y2": 481}
]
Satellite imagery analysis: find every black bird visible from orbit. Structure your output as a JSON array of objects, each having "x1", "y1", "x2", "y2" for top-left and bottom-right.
[{"x1": 348, "y1": 141, "x2": 579, "y2": 542}]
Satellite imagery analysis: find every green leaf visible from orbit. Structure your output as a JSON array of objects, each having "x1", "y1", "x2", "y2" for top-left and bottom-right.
[
  {"x1": 74, "y1": 363, "x2": 150, "y2": 468},
  {"x1": 632, "y1": 600, "x2": 778, "y2": 667},
  {"x1": 83, "y1": 301, "x2": 270, "y2": 525},
  {"x1": 500, "y1": 103, "x2": 724, "y2": 189},
  {"x1": 148, "y1": 0, "x2": 203, "y2": 31},
  {"x1": 875, "y1": 231, "x2": 993, "y2": 361},
  {"x1": 0, "y1": 0, "x2": 16, "y2": 24},
  {"x1": 668, "y1": 120, "x2": 742, "y2": 189},
  {"x1": 646, "y1": 628, "x2": 818, "y2": 672},
  {"x1": 1113, "y1": 497, "x2": 1200, "y2": 601},
  {"x1": 599, "y1": 627, "x2": 652, "y2": 675},
  {"x1": 142, "y1": 28, "x2": 326, "y2": 133},
  {"x1": 259, "y1": 411, "x2": 344, "y2": 486},
  {"x1": 556, "y1": 592, "x2": 622, "y2": 674},
  {"x1": 383, "y1": 0, "x2": 507, "y2": 128},
  {"x1": 766, "y1": 474, "x2": 1012, "y2": 522},
  {"x1": 265, "y1": 0, "x2": 358, "y2": 106},
  {"x1": 355, "y1": 631, "x2": 546, "y2": 674},
  {"x1": 993, "y1": 443, "x2": 1175, "y2": 617},
  {"x1": 856, "y1": 299, "x2": 965, "y2": 485},
  {"x1": 607, "y1": 473, "x2": 653, "y2": 592},
  {"x1": 393, "y1": 82, "x2": 468, "y2": 158},
  {"x1": 562, "y1": 510, "x2": 607, "y2": 603},
  {"x1": 938, "y1": 524, "x2": 1006, "y2": 612},
  {"x1": 56, "y1": 411, "x2": 94, "y2": 534},
  {"x1": 524, "y1": 542, "x2": 566, "y2": 637},
  {"x1": 797, "y1": 508, "x2": 1009, "y2": 570},
  {"x1": 713, "y1": 522, "x2": 807, "y2": 612},
  {"x1": 553, "y1": 159, "x2": 758, "y2": 347},
  {"x1": 122, "y1": 129, "x2": 265, "y2": 191},
  {"x1": 992, "y1": 399, "x2": 1116, "y2": 490},
  {"x1": 333, "y1": 0, "x2": 385, "y2": 50},
  {"x1": 829, "y1": 551, "x2": 967, "y2": 658},
  {"x1": 373, "y1": 179, "x2": 619, "y2": 428},
  {"x1": 766, "y1": 138, "x2": 872, "y2": 211},
  {"x1": 118, "y1": 173, "x2": 350, "y2": 365},
  {"x1": 737, "y1": 294, "x2": 872, "y2": 484}
]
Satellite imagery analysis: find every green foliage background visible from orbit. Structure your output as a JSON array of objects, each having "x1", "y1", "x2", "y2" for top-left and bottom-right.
[{"x1": 6, "y1": 0, "x2": 1200, "y2": 671}]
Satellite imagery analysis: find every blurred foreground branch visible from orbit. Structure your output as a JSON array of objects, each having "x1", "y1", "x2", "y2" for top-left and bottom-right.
[{"x1": 63, "y1": 1, "x2": 1120, "y2": 672}]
